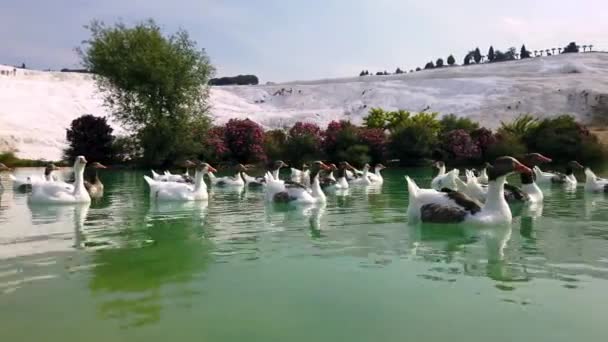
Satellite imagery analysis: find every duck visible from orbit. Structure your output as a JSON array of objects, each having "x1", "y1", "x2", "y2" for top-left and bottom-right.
[
  {"x1": 345, "y1": 166, "x2": 364, "y2": 181},
  {"x1": 28, "y1": 156, "x2": 91, "y2": 204},
  {"x1": 83, "y1": 162, "x2": 108, "y2": 198},
  {"x1": 349, "y1": 164, "x2": 373, "y2": 186},
  {"x1": 430, "y1": 161, "x2": 459, "y2": 191},
  {"x1": 477, "y1": 163, "x2": 490, "y2": 184},
  {"x1": 265, "y1": 161, "x2": 330, "y2": 204},
  {"x1": 144, "y1": 162, "x2": 216, "y2": 201},
  {"x1": 367, "y1": 164, "x2": 386, "y2": 184},
  {"x1": 506, "y1": 153, "x2": 552, "y2": 203},
  {"x1": 10, "y1": 163, "x2": 61, "y2": 191},
  {"x1": 321, "y1": 162, "x2": 353, "y2": 190},
  {"x1": 533, "y1": 161, "x2": 584, "y2": 186},
  {"x1": 270, "y1": 160, "x2": 288, "y2": 181},
  {"x1": 584, "y1": 167, "x2": 608, "y2": 193},
  {"x1": 406, "y1": 156, "x2": 531, "y2": 224},
  {"x1": 290, "y1": 164, "x2": 309, "y2": 182},
  {"x1": 208, "y1": 164, "x2": 248, "y2": 187},
  {"x1": 151, "y1": 160, "x2": 195, "y2": 183}
]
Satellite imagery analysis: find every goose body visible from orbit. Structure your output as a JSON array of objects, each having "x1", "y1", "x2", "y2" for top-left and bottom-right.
[
  {"x1": 367, "y1": 164, "x2": 386, "y2": 184},
  {"x1": 430, "y1": 162, "x2": 459, "y2": 191},
  {"x1": 83, "y1": 162, "x2": 107, "y2": 198},
  {"x1": 145, "y1": 163, "x2": 216, "y2": 201},
  {"x1": 534, "y1": 161, "x2": 583, "y2": 187},
  {"x1": 584, "y1": 168, "x2": 608, "y2": 193},
  {"x1": 29, "y1": 157, "x2": 90, "y2": 204},
  {"x1": 266, "y1": 162, "x2": 329, "y2": 204},
  {"x1": 406, "y1": 157, "x2": 531, "y2": 224},
  {"x1": 349, "y1": 164, "x2": 373, "y2": 186},
  {"x1": 208, "y1": 164, "x2": 248, "y2": 187}
]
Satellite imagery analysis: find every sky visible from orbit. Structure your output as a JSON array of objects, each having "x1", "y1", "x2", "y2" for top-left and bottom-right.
[{"x1": 1, "y1": 0, "x2": 607, "y2": 82}]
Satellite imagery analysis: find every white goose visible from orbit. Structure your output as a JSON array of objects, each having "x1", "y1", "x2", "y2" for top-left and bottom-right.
[
  {"x1": 477, "y1": 164, "x2": 490, "y2": 184},
  {"x1": 430, "y1": 161, "x2": 459, "y2": 191},
  {"x1": 349, "y1": 164, "x2": 373, "y2": 186},
  {"x1": 584, "y1": 168, "x2": 608, "y2": 193},
  {"x1": 406, "y1": 156, "x2": 531, "y2": 224},
  {"x1": 29, "y1": 156, "x2": 91, "y2": 204},
  {"x1": 208, "y1": 164, "x2": 248, "y2": 187},
  {"x1": 367, "y1": 164, "x2": 386, "y2": 184},
  {"x1": 534, "y1": 161, "x2": 583, "y2": 186},
  {"x1": 265, "y1": 162, "x2": 329, "y2": 204},
  {"x1": 145, "y1": 162, "x2": 216, "y2": 201},
  {"x1": 290, "y1": 164, "x2": 309, "y2": 183},
  {"x1": 152, "y1": 160, "x2": 195, "y2": 183},
  {"x1": 10, "y1": 164, "x2": 60, "y2": 190}
]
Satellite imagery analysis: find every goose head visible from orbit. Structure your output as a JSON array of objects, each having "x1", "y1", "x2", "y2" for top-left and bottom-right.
[
  {"x1": 44, "y1": 163, "x2": 60, "y2": 177},
  {"x1": 329, "y1": 163, "x2": 338, "y2": 171},
  {"x1": 182, "y1": 160, "x2": 196, "y2": 168},
  {"x1": 90, "y1": 162, "x2": 107, "y2": 169},
  {"x1": 520, "y1": 153, "x2": 552, "y2": 167},
  {"x1": 197, "y1": 162, "x2": 217, "y2": 174},
  {"x1": 487, "y1": 156, "x2": 532, "y2": 181},
  {"x1": 433, "y1": 161, "x2": 446, "y2": 169},
  {"x1": 74, "y1": 156, "x2": 88, "y2": 172},
  {"x1": 375, "y1": 163, "x2": 386, "y2": 171},
  {"x1": 362, "y1": 163, "x2": 371, "y2": 172},
  {"x1": 568, "y1": 161, "x2": 584, "y2": 170},
  {"x1": 236, "y1": 164, "x2": 248, "y2": 172},
  {"x1": 339, "y1": 161, "x2": 355, "y2": 171},
  {"x1": 272, "y1": 160, "x2": 288, "y2": 170}
]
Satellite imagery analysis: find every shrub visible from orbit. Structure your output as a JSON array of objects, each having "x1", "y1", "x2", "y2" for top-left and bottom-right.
[
  {"x1": 338, "y1": 145, "x2": 370, "y2": 167},
  {"x1": 484, "y1": 132, "x2": 527, "y2": 161},
  {"x1": 264, "y1": 129, "x2": 288, "y2": 161},
  {"x1": 524, "y1": 115, "x2": 605, "y2": 162},
  {"x1": 563, "y1": 42, "x2": 579, "y2": 53},
  {"x1": 440, "y1": 129, "x2": 481, "y2": 161},
  {"x1": 223, "y1": 119, "x2": 266, "y2": 163},
  {"x1": 201, "y1": 126, "x2": 229, "y2": 162},
  {"x1": 285, "y1": 122, "x2": 323, "y2": 165},
  {"x1": 470, "y1": 127, "x2": 497, "y2": 159},
  {"x1": 359, "y1": 128, "x2": 387, "y2": 163},
  {"x1": 209, "y1": 75, "x2": 259, "y2": 86},
  {"x1": 499, "y1": 114, "x2": 539, "y2": 140},
  {"x1": 389, "y1": 113, "x2": 441, "y2": 163},
  {"x1": 64, "y1": 114, "x2": 115, "y2": 164},
  {"x1": 324, "y1": 121, "x2": 362, "y2": 162},
  {"x1": 440, "y1": 114, "x2": 480, "y2": 135},
  {"x1": 112, "y1": 135, "x2": 142, "y2": 163}
]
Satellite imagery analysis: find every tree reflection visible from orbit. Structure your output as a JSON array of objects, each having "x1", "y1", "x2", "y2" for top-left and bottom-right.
[{"x1": 88, "y1": 202, "x2": 212, "y2": 329}]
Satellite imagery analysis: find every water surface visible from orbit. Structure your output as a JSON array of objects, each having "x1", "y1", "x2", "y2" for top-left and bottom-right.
[{"x1": 1, "y1": 167, "x2": 607, "y2": 341}]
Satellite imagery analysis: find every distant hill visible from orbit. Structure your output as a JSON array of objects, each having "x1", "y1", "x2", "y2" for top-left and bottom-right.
[{"x1": 2, "y1": 53, "x2": 608, "y2": 160}]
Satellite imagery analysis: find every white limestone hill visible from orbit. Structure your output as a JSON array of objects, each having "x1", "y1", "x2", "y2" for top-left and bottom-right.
[{"x1": 2, "y1": 52, "x2": 608, "y2": 160}]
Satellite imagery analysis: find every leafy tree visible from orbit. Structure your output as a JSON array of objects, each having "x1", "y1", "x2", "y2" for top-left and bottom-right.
[
  {"x1": 363, "y1": 108, "x2": 388, "y2": 129},
  {"x1": 424, "y1": 61, "x2": 435, "y2": 69},
  {"x1": 386, "y1": 110, "x2": 412, "y2": 131},
  {"x1": 263, "y1": 129, "x2": 288, "y2": 161},
  {"x1": 285, "y1": 122, "x2": 323, "y2": 165},
  {"x1": 447, "y1": 54, "x2": 455, "y2": 66},
  {"x1": 79, "y1": 19, "x2": 214, "y2": 166},
  {"x1": 520, "y1": 44, "x2": 531, "y2": 59},
  {"x1": 563, "y1": 42, "x2": 579, "y2": 53},
  {"x1": 201, "y1": 126, "x2": 229, "y2": 162},
  {"x1": 488, "y1": 46, "x2": 495, "y2": 62},
  {"x1": 324, "y1": 121, "x2": 370, "y2": 164},
  {"x1": 463, "y1": 53, "x2": 472, "y2": 65},
  {"x1": 389, "y1": 113, "x2": 441, "y2": 163},
  {"x1": 64, "y1": 114, "x2": 115, "y2": 163},
  {"x1": 440, "y1": 129, "x2": 481, "y2": 161},
  {"x1": 435, "y1": 58, "x2": 444, "y2": 68},
  {"x1": 209, "y1": 75, "x2": 258, "y2": 86},
  {"x1": 473, "y1": 47, "x2": 482, "y2": 63},
  {"x1": 395, "y1": 67, "x2": 404, "y2": 74},
  {"x1": 439, "y1": 114, "x2": 479, "y2": 135},
  {"x1": 415, "y1": 67, "x2": 422, "y2": 71},
  {"x1": 359, "y1": 70, "x2": 366, "y2": 76},
  {"x1": 359, "y1": 128, "x2": 387, "y2": 163},
  {"x1": 485, "y1": 132, "x2": 527, "y2": 161}
]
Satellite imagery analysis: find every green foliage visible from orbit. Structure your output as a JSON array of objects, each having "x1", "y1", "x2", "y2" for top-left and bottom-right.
[
  {"x1": 388, "y1": 112, "x2": 441, "y2": 163},
  {"x1": 439, "y1": 114, "x2": 480, "y2": 135},
  {"x1": 0, "y1": 152, "x2": 55, "y2": 167},
  {"x1": 447, "y1": 55, "x2": 455, "y2": 66},
  {"x1": 524, "y1": 115, "x2": 605, "y2": 162},
  {"x1": 264, "y1": 129, "x2": 288, "y2": 162},
  {"x1": 484, "y1": 133, "x2": 528, "y2": 161},
  {"x1": 473, "y1": 48, "x2": 482, "y2": 63},
  {"x1": 386, "y1": 110, "x2": 412, "y2": 130},
  {"x1": 499, "y1": 114, "x2": 539, "y2": 140},
  {"x1": 363, "y1": 108, "x2": 388, "y2": 129},
  {"x1": 463, "y1": 53, "x2": 472, "y2": 65},
  {"x1": 436, "y1": 58, "x2": 444, "y2": 68},
  {"x1": 64, "y1": 114, "x2": 115, "y2": 164},
  {"x1": 424, "y1": 61, "x2": 435, "y2": 69},
  {"x1": 488, "y1": 46, "x2": 495, "y2": 62},
  {"x1": 338, "y1": 144, "x2": 370, "y2": 167},
  {"x1": 80, "y1": 19, "x2": 214, "y2": 166},
  {"x1": 563, "y1": 42, "x2": 579, "y2": 53},
  {"x1": 112, "y1": 136, "x2": 142, "y2": 163},
  {"x1": 520, "y1": 44, "x2": 531, "y2": 59}
]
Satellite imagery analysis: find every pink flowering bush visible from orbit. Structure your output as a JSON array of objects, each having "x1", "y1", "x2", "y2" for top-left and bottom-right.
[
  {"x1": 359, "y1": 128, "x2": 387, "y2": 163},
  {"x1": 224, "y1": 119, "x2": 266, "y2": 163},
  {"x1": 202, "y1": 126, "x2": 229, "y2": 161},
  {"x1": 285, "y1": 122, "x2": 323, "y2": 164},
  {"x1": 441, "y1": 129, "x2": 482, "y2": 161}
]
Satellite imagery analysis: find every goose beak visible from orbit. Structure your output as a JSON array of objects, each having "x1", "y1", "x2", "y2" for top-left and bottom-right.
[
  {"x1": 514, "y1": 162, "x2": 532, "y2": 174},
  {"x1": 208, "y1": 166, "x2": 218, "y2": 173},
  {"x1": 537, "y1": 155, "x2": 552, "y2": 163},
  {"x1": 96, "y1": 163, "x2": 108, "y2": 169}
]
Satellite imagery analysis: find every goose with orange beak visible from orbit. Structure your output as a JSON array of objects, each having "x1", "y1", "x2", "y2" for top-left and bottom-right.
[
  {"x1": 144, "y1": 162, "x2": 216, "y2": 201},
  {"x1": 406, "y1": 156, "x2": 532, "y2": 224}
]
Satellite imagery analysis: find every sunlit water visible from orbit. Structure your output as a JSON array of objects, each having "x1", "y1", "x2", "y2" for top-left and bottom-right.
[{"x1": 1, "y1": 168, "x2": 608, "y2": 341}]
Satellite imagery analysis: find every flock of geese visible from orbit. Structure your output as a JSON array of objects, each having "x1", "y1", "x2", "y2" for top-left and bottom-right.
[{"x1": 1, "y1": 153, "x2": 608, "y2": 227}]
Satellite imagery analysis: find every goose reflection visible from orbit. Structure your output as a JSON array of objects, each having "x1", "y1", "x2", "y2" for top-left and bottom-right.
[{"x1": 26, "y1": 202, "x2": 90, "y2": 250}]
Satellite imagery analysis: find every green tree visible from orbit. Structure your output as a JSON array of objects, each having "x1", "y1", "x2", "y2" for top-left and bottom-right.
[
  {"x1": 79, "y1": 19, "x2": 214, "y2": 166},
  {"x1": 474, "y1": 47, "x2": 482, "y2": 63},
  {"x1": 488, "y1": 46, "x2": 495, "y2": 62},
  {"x1": 363, "y1": 108, "x2": 388, "y2": 129},
  {"x1": 498, "y1": 114, "x2": 539, "y2": 140},
  {"x1": 520, "y1": 44, "x2": 531, "y2": 59},
  {"x1": 439, "y1": 114, "x2": 479, "y2": 135},
  {"x1": 64, "y1": 114, "x2": 115, "y2": 163},
  {"x1": 447, "y1": 54, "x2": 455, "y2": 66},
  {"x1": 563, "y1": 42, "x2": 579, "y2": 53},
  {"x1": 389, "y1": 113, "x2": 441, "y2": 163},
  {"x1": 424, "y1": 61, "x2": 435, "y2": 69},
  {"x1": 463, "y1": 53, "x2": 472, "y2": 65},
  {"x1": 436, "y1": 58, "x2": 444, "y2": 68}
]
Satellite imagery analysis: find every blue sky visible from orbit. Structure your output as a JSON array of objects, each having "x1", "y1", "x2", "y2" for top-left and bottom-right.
[{"x1": 1, "y1": 0, "x2": 606, "y2": 82}]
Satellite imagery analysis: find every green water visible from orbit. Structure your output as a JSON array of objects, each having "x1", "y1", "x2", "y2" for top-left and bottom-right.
[{"x1": 1, "y1": 168, "x2": 608, "y2": 341}]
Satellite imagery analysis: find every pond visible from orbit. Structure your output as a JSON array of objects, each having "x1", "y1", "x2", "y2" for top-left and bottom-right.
[{"x1": 0, "y1": 167, "x2": 607, "y2": 341}]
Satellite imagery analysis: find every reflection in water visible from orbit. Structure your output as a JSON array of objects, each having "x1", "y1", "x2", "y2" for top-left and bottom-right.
[{"x1": 90, "y1": 202, "x2": 213, "y2": 329}]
